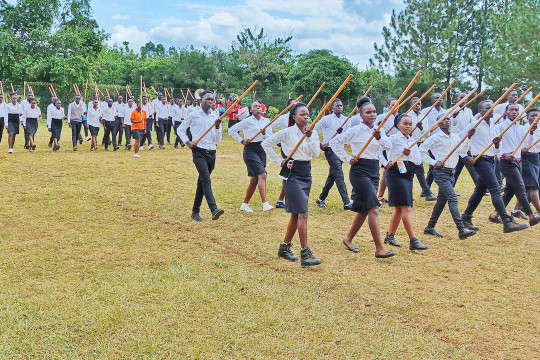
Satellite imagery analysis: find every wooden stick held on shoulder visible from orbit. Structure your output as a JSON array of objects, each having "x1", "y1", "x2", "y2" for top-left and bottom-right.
[
  {"x1": 306, "y1": 82, "x2": 326, "y2": 108},
  {"x1": 245, "y1": 95, "x2": 303, "y2": 145},
  {"x1": 382, "y1": 91, "x2": 418, "y2": 135},
  {"x1": 410, "y1": 80, "x2": 456, "y2": 134},
  {"x1": 440, "y1": 84, "x2": 518, "y2": 165},
  {"x1": 328, "y1": 86, "x2": 375, "y2": 142},
  {"x1": 193, "y1": 80, "x2": 259, "y2": 146},
  {"x1": 511, "y1": 111, "x2": 540, "y2": 156},
  {"x1": 354, "y1": 70, "x2": 422, "y2": 159},
  {"x1": 517, "y1": 87, "x2": 532, "y2": 104},
  {"x1": 284, "y1": 74, "x2": 354, "y2": 162}
]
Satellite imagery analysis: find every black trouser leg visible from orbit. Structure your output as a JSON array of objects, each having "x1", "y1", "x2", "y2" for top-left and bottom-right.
[
  {"x1": 142, "y1": 118, "x2": 153, "y2": 146},
  {"x1": 319, "y1": 147, "x2": 350, "y2": 204},
  {"x1": 428, "y1": 169, "x2": 464, "y2": 229},
  {"x1": 165, "y1": 119, "x2": 172, "y2": 143},
  {"x1": 124, "y1": 125, "x2": 131, "y2": 147},
  {"x1": 0, "y1": 118, "x2": 4, "y2": 143},
  {"x1": 413, "y1": 163, "x2": 430, "y2": 192},
  {"x1": 192, "y1": 148, "x2": 217, "y2": 214},
  {"x1": 71, "y1": 122, "x2": 82, "y2": 148},
  {"x1": 24, "y1": 127, "x2": 29, "y2": 147},
  {"x1": 83, "y1": 121, "x2": 89, "y2": 137},
  {"x1": 174, "y1": 121, "x2": 183, "y2": 146},
  {"x1": 495, "y1": 156, "x2": 503, "y2": 187},
  {"x1": 114, "y1": 117, "x2": 123, "y2": 145},
  {"x1": 500, "y1": 159, "x2": 533, "y2": 215},
  {"x1": 156, "y1": 119, "x2": 165, "y2": 145}
]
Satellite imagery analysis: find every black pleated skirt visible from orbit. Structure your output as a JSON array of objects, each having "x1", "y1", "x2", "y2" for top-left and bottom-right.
[
  {"x1": 522, "y1": 152, "x2": 539, "y2": 189},
  {"x1": 281, "y1": 160, "x2": 311, "y2": 213},
  {"x1": 51, "y1": 118, "x2": 63, "y2": 140},
  {"x1": 385, "y1": 161, "x2": 415, "y2": 207},
  {"x1": 26, "y1": 118, "x2": 38, "y2": 134},
  {"x1": 7, "y1": 114, "x2": 19, "y2": 134},
  {"x1": 243, "y1": 142, "x2": 266, "y2": 177},
  {"x1": 350, "y1": 159, "x2": 380, "y2": 213},
  {"x1": 89, "y1": 125, "x2": 100, "y2": 137}
]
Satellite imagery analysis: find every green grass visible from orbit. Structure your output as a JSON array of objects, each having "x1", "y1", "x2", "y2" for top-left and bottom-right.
[{"x1": 0, "y1": 122, "x2": 538, "y2": 359}]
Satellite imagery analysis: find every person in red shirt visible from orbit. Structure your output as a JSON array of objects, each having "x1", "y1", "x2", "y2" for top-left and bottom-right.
[
  {"x1": 226, "y1": 96, "x2": 243, "y2": 129},
  {"x1": 130, "y1": 101, "x2": 147, "y2": 158},
  {"x1": 258, "y1": 98, "x2": 266, "y2": 117}
]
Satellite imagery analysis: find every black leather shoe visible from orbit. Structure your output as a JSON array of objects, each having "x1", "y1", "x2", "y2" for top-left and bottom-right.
[
  {"x1": 424, "y1": 227, "x2": 443, "y2": 238},
  {"x1": 343, "y1": 202, "x2": 353, "y2": 211},
  {"x1": 211, "y1": 208, "x2": 225, "y2": 220},
  {"x1": 512, "y1": 210, "x2": 528, "y2": 220},
  {"x1": 458, "y1": 228, "x2": 476, "y2": 240},
  {"x1": 461, "y1": 215, "x2": 479, "y2": 231},
  {"x1": 278, "y1": 243, "x2": 298, "y2": 262},
  {"x1": 300, "y1": 246, "x2": 322, "y2": 267},
  {"x1": 191, "y1": 213, "x2": 202, "y2": 222},
  {"x1": 425, "y1": 192, "x2": 437, "y2": 202},
  {"x1": 488, "y1": 215, "x2": 503, "y2": 224},
  {"x1": 409, "y1": 237, "x2": 429, "y2": 250},
  {"x1": 343, "y1": 239, "x2": 359, "y2": 253},
  {"x1": 503, "y1": 219, "x2": 528, "y2": 233},
  {"x1": 316, "y1": 198, "x2": 327, "y2": 209},
  {"x1": 529, "y1": 216, "x2": 540, "y2": 226},
  {"x1": 384, "y1": 233, "x2": 401, "y2": 247},
  {"x1": 375, "y1": 251, "x2": 396, "y2": 258}
]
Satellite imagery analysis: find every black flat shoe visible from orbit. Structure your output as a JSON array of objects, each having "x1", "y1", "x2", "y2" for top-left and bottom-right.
[
  {"x1": 384, "y1": 233, "x2": 401, "y2": 247},
  {"x1": 211, "y1": 209, "x2": 224, "y2": 220},
  {"x1": 529, "y1": 216, "x2": 540, "y2": 226},
  {"x1": 375, "y1": 251, "x2": 396, "y2": 258},
  {"x1": 512, "y1": 210, "x2": 528, "y2": 220},
  {"x1": 488, "y1": 215, "x2": 503, "y2": 224},
  {"x1": 409, "y1": 237, "x2": 429, "y2": 250},
  {"x1": 458, "y1": 228, "x2": 477, "y2": 240},
  {"x1": 424, "y1": 227, "x2": 443, "y2": 238},
  {"x1": 191, "y1": 213, "x2": 202, "y2": 222},
  {"x1": 343, "y1": 239, "x2": 359, "y2": 253}
]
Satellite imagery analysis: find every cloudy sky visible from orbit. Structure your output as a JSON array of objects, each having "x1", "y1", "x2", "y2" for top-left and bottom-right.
[{"x1": 91, "y1": 0, "x2": 405, "y2": 68}]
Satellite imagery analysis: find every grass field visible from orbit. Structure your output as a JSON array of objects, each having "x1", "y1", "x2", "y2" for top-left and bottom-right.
[{"x1": 0, "y1": 121, "x2": 538, "y2": 359}]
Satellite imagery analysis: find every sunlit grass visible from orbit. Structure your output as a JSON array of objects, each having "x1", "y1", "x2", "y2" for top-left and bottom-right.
[{"x1": 0, "y1": 121, "x2": 537, "y2": 359}]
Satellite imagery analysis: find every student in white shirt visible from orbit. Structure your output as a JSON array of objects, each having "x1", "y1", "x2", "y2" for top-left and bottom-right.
[
  {"x1": 177, "y1": 91, "x2": 224, "y2": 222},
  {"x1": 47, "y1": 99, "x2": 66, "y2": 152},
  {"x1": 4, "y1": 93, "x2": 24, "y2": 153},
  {"x1": 383, "y1": 114, "x2": 429, "y2": 251},
  {"x1": 21, "y1": 92, "x2": 34, "y2": 149},
  {"x1": 113, "y1": 95, "x2": 126, "y2": 146},
  {"x1": 123, "y1": 98, "x2": 135, "y2": 150},
  {"x1": 86, "y1": 99, "x2": 102, "y2": 151},
  {"x1": 22, "y1": 98, "x2": 42, "y2": 151},
  {"x1": 518, "y1": 109, "x2": 540, "y2": 214},
  {"x1": 261, "y1": 102, "x2": 322, "y2": 268},
  {"x1": 229, "y1": 101, "x2": 273, "y2": 212},
  {"x1": 173, "y1": 98, "x2": 186, "y2": 148},
  {"x1": 329, "y1": 97, "x2": 396, "y2": 258}
]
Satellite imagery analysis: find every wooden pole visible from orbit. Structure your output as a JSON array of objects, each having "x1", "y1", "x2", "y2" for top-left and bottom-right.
[
  {"x1": 441, "y1": 84, "x2": 518, "y2": 165},
  {"x1": 410, "y1": 80, "x2": 456, "y2": 134},
  {"x1": 284, "y1": 74, "x2": 354, "y2": 162},
  {"x1": 511, "y1": 111, "x2": 540, "y2": 156},
  {"x1": 83, "y1": 79, "x2": 88, "y2": 104},
  {"x1": 193, "y1": 80, "x2": 259, "y2": 146},
  {"x1": 516, "y1": 87, "x2": 532, "y2": 104},
  {"x1": 383, "y1": 91, "x2": 419, "y2": 135},
  {"x1": 10, "y1": 83, "x2": 15, "y2": 94},
  {"x1": 180, "y1": 89, "x2": 187, "y2": 103},
  {"x1": 140, "y1": 75, "x2": 143, "y2": 109},
  {"x1": 526, "y1": 138, "x2": 540, "y2": 152},
  {"x1": 306, "y1": 82, "x2": 326, "y2": 108},
  {"x1": 23, "y1": 81, "x2": 26, "y2": 98},
  {"x1": 187, "y1": 88, "x2": 195, "y2": 100},
  {"x1": 245, "y1": 95, "x2": 304, "y2": 144},
  {"x1": 0, "y1": 81, "x2": 5, "y2": 97},
  {"x1": 354, "y1": 70, "x2": 423, "y2": 159},
  {"x1": 115, "y1": 86, "x2": 120, "y2": 97},
  {"x1": 390, "y1": 88, "x2": 477, "y2": 166},
  {"x1": 474, "y1": 92, "x2": 540, "y2": 161},
  {"x1": 404, "y1": 84, "x2": 437, "y2": 115}
]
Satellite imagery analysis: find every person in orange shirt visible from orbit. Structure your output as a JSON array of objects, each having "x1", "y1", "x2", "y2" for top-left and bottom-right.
[{"x1": 130, "y1": 101, "x2": 147, "y2": 158}]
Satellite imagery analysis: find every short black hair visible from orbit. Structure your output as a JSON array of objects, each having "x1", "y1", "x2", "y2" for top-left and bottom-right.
[
  {"x1": 200, "y1": 90, "x2": 213, "y2": 99},
  {"x1": 288, "y1": 102, "x2": 307, "y2": 127},
  {"x1": 356, "y1": 96, "x2": 372, "y2": 113}
]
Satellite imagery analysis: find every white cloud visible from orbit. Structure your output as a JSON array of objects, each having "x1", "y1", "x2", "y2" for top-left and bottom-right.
[
  {"x1": 112, "y1": 14, "x2": 130, "y2": 21},
  {"x1": 108, "y1": 25, "x2": 148, "y2": 50}
]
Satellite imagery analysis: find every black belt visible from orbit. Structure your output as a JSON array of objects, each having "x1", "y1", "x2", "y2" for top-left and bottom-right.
[
  {"x1": 439, "y1": 167, "x2": 454, "y2": 173},
  {"x1": 194, "y1": 147, "x2": 216, "y2": 154},
  {"x1": 474, "y1": 155, "x2": 495, "y2": 161},
  {"x1": 158, "y1": 118, "x2": 167, "y2": 121},
  {"x1": 52, "y1": 118, "x2": 63, "y2": 121}
]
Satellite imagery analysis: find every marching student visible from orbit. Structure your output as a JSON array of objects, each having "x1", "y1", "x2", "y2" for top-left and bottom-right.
[
  {"x1": 86, "y1": 99, "x2": 102, "y2": 151},
  {"x1": 140, "y1": 95, "x2": 155, "y2": 150},
  {"x1": 520, "y1": 108, "x2": 540, "y2": 214},
  {"x1": 47, "y1": 99, "x2": 66, "y2": 152},
  {"x1": 155, "y1": 96, "x2": 170, "y2": 149},
  {"x1": 21, "y1": 98, "x2": 41, "y2": 151},
  {"x1": 166, "y1": 97, "x2": 175, "y2": 144},
  {"x1": 0, "y1": 94, "x2": 5, "y2": 145},
  {"x1": 376, "y1": 98, "x2": 399, "y2": 203},
  {"x1": 329, "y1": 97, "x2": 396, "y2": 258},
  {"x1": 177, "y1": 91, "x2": 225, "y2": 222},
  {"x1": 407, "y1": 96, "x2": 437, "y2": 201},
  {"x1": 101, "y1": 98, "x2": 119, "y2": 151},
  {"x1": 21, "y1": 92, "x2": 33, "y2": 149},
  {"x1": 113, "y1": 95, "x2": 126, "y2": 146},
  {"x1": 314, "y1": 98, "x2": 352, "y2": 210},
  {"x1": 383, "y1": 114, "x2": 429, "y2": 250},
  {"x1": 123, "y1": 98, "x2": 135, "y2": 150},
  {"x1": 459, "y1": 101, "x2": 529, "y2": 233},
  {"x1": 130, "y1": 100, "x2": 147, "y2": 158},
  {"x1": 4, "y1": 93, "x2": 24, "y2": 153},
  {"x1": 487, "y1": 104, "x2": 540, "y2": 226},
  {"x1": 493, "y1": 90, "x2": 525, "y2": 119},
  {"x1": 173, "y1": 98, "x2": 185, "y2": 148},
  {"x1": 229, "y1": 101, "x2": 274, "y2": 212},
  {"x1": 67, "y1": 95, "x2": 86, "y2": 151},
  {"x1": 47, "y1": 97, "x2": 58, "y2": 148},
  {"x1": 261, "y1": 102, "x2": 322, "y2": 267},
  {"x1": 419, "y1": 115, "x2": 477, "y2": 239}
]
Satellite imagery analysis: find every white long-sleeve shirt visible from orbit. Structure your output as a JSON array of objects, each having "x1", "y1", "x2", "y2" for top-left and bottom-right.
[
  {"x1": 113, "y1": 101, "x2": 125, "y2": 117},
  {"x1": 0, "y1": 102, "x2": 6, "y2": 118},
  {"x1": 101, "y1": 105, "x2": 117, "y2": 122},
  {"x1": 86, "y1": 106, "x2": 102, "y2": 127},
  {"x1": 314, "y1": 112, "x2": 349, "y2": 144},
  {"x1": 493, "y1": 102, "x2": 525, "y2": 119},
  {"x1": 377, "y1": 112, "x2": 396, "y2": 135},
  {"x1": 228, "y1": 115, "x2": 271, "y2": 143},
  {"x1": 385, "y1": 132, "x2": 422, "y2": 165},
  {"x1": 271, "y1": 112, "x2": 290, "y2": 131},
  {"x1": 407, "y1": 110, "x2": 427, "y2": 140},
  {"x1": 419, "y1": 130, "x2": 468, "y2": 168},
  {"x1": 497, "y1": 118, "x2": 528, "y2": 159},
  {"x1": 123, "y1": 105, "x2": 135, "y2": 125},
  {"x1": 421, "y1": 106, "x2": 446, "y2": 130},
  {"x1": 451, "y1": 107, "x2": 476, "y2": 134},
  {"x1": 262, "y1": 125, "x2": 320, "y2": 164},
  {"x1": 459, "y1": 119, "x2": 500, "y2": 157},
  {"x1": 47, "y1": 107, "x2": 65, "y2": 128},
  {"x1": 177, "y1": 108, "x2": 222, "y2": 151},
  {"x1": 524, "y1": 126, "x2": 540, "y2": 153},
  {"x1": 22, "y1": 106, "x2": 42, "y2": 126},
  {"x1": 155, "y1": 102, "x2": 170, "y2": 119},
  {"x1": 4, "y1": 102, "x2": 23, "y2": 120},
  {"x1": 329, "y1": 122, "x2": 392, "y2": 163},
  {"x1": 142, "y1": 103, "x2": 154, "y2": 120}
]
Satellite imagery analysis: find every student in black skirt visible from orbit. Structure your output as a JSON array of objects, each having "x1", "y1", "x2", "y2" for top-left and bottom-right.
[
  {"x1": 383, "y1": 114, "x2": 429, "y2": 250},
  {"x1": 329, "y1": 97, "x2": 396, "y2": 258},
  {"x1": 22, "y1": 98, "x2": 41, "y2": 152},
  {"x1": 520, "y1": 109, "x2": 540, "y2": 214},
  {"x1": 261, "y1": 102, "x2": 322, "y2": 267},
  {"x1": 4, "y1": 93, "x2": 23, "y2": 154},
  {"x1": 47, "y1": 99, "x2": 67, "y2": 151},
  {"x1": 229, "y1": 101, "x2": 274, "y2": 212}
]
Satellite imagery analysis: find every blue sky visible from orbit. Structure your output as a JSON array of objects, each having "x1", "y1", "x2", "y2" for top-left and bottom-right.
[{"x1": 91, "y1": 0, "x2": 405, "y2": 67}]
